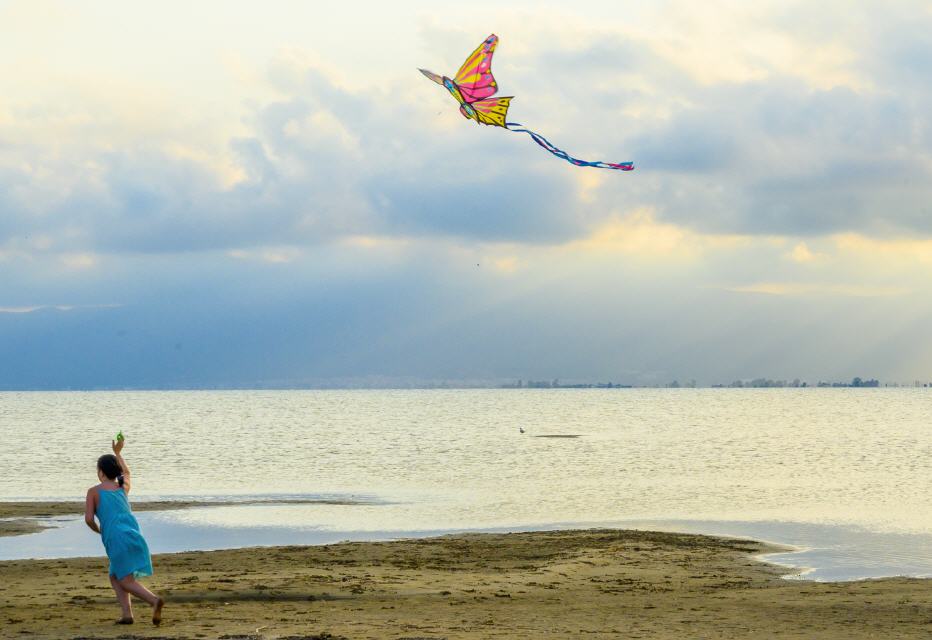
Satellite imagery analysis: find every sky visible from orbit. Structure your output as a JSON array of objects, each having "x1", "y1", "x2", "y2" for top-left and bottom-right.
[{"x1": 2, "y1": 0, "x2": 932, "y2": 388}]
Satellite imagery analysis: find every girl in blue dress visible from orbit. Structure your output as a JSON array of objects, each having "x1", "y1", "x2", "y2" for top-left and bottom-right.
[{"x1": 84, "y1": 436, "x2": 164, "y2": 626}]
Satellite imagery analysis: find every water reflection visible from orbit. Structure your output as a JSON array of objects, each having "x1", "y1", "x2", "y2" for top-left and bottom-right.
[
  {"x1": 3, "y1": 505, "x2": 930, "y2": 582},
  {"x1": 607, "y1": 519, "x2": 932, "y2": 581}
]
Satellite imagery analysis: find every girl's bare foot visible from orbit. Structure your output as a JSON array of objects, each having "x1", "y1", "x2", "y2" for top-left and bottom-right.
[
  {"x1": 152, "y1": 597, "x2": 164, "y2": 626},
  {"x1": 115, "y1": 617, "x2": 134, "y2": 625}
]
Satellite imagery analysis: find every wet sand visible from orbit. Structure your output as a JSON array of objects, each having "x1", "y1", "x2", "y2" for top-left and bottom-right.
[
  {"x1": 0, "y1": 499, "x2": 365, "y2": 537},
  {"x1": 1, "y1": 528, "x2": 929, "y2": 639}
]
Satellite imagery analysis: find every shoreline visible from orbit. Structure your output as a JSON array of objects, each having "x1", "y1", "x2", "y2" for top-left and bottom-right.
[
  {"x1": 5, "y1": 500, "x2": 931, "y2": 584},
  {"x1": 1, "y1": 528, "x2": 929, "y2": 638},
  {"x1": 0, "y1": 498, "x2": 368, "y2": 538}
]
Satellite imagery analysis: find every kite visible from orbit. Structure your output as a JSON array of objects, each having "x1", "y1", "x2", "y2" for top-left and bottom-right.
[{"x1": 419, "y1": 34, "x2": 634, "y2": 171}]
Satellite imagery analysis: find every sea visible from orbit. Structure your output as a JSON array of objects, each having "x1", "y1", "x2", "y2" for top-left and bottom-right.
[{"x1": 0, "y1": 389, "x2": 929, "y2": 581}]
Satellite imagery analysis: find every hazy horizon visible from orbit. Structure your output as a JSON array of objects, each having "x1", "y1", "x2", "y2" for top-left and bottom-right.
[{"x1": 0, "y1": 376, "x2": 925, "y2": 392}]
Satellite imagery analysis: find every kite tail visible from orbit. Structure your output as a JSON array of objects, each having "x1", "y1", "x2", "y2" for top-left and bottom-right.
[{"x1": 505, "y1": 123, "x2": 634, "y2": 171}]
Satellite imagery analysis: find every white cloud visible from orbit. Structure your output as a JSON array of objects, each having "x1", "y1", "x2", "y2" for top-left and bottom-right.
[
  {"x1": 59, "y1": 253, "x2": 98, "y2": 269},
  {"x1": 721, "y1": 283, "x2": 911, "y2": 297},
  {"x1": 2, "y1": 2, "x2": 931, "y2": 258},
  {"x1": 786, "y1": 242, "x2": 826, "y2": 263},
  {"x1": 0, "y1": 303, "x2": 122, "y2": 314}
]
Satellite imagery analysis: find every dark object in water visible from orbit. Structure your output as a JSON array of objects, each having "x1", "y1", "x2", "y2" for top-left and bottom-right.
[{"x1": 533, "y1": 435, "x2": 581, "y2": 438}]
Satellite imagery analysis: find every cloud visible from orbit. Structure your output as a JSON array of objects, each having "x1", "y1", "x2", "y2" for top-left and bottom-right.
[
  {"x1": 568, "y1": 208, "x2": 749, "y2": 260},
  {"x1": 490, "y1": 256, "x2": 520, "y2": 273},
  {"x1": 720, "y1": 283, "x2": 911, "y2": 297},
  {"x1": 833, "y1": 233, "x2": 932, "y2": 265},
  {"x1": 785, "y1": 242, "x2": 825, "y2": 263},
  {"x1": 3, "y1": 2, "x2": 932, "y2": 388},
  {"x1": 0, "y1": 303, "x2": 122, "y2": 314},
  {"x1": 59, "y1": 252, "x2": 98, "y2": 269},
  {"x1": 1, "y1": 4, "x2": 931, "y2": 262}
]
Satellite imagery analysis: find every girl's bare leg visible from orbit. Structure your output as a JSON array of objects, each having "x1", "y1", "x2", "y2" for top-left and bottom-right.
[
  {"x1": 109, "y1": 574, "x2": 133, "y2": 622},
  {"x1": 117, "y1": 575, "x2": 164, "y2": 625}
]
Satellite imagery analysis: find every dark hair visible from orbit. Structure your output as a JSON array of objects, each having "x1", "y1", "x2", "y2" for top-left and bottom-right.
[{"x1": 97, "y1": 454, "x2": 124, "y2": 487}]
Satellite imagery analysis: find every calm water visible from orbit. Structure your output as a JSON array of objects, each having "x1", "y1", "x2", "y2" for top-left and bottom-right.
[{"x1": 1, "y1": 389, "x2": 930, "y2": 580}]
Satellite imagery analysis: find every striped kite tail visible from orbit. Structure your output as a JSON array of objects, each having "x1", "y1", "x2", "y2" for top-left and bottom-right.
[{"x1": 505, "y1": 123, "x2": 634, "y2": 171}]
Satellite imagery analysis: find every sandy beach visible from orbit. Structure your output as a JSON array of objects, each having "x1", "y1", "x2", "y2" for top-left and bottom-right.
[{"x1": 1, "y1": 525, "x2": 929, "y2": 639}]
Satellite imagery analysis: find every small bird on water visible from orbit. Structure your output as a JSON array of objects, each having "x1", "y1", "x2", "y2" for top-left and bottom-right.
[{"x1": 519, "y1": 427, "x2": 525, "y2": 434}]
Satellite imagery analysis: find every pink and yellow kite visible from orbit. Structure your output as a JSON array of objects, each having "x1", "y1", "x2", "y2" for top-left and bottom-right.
[{"x1": 420, "y1": 34, "x2": 634, "y2": 171}]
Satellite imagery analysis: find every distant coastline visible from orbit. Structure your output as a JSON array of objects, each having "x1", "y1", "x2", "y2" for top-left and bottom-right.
[
  {"x1": 501, "y1": 376, "x2": 915, "y2": 389},
  {"x1": 1, "y1": 376, "x2": 930, "y2": 391}
]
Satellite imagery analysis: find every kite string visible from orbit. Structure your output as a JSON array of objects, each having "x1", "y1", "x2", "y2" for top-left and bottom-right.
[{"x1": 505, "y1": 122, "x2": 634, "y2": 171}]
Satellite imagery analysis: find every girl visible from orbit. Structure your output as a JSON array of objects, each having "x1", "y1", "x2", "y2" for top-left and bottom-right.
[{"x1": 84, "y1": 435, "x2": 164, "y2": 626}]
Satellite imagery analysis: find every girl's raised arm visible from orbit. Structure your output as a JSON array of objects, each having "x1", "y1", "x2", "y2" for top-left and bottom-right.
[{"x1": 112, "y1": 437, "x2": 133, "y2": 494}]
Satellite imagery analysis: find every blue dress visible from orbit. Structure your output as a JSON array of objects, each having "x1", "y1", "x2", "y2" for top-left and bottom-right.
[{"x1": 96, "y1": 488, "x2": 153, "y2": 580}]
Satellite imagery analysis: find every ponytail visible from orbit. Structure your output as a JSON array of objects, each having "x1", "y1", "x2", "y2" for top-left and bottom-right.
[{"x1": 97, "y1": 454, "x2": 124, "y2": 486}]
